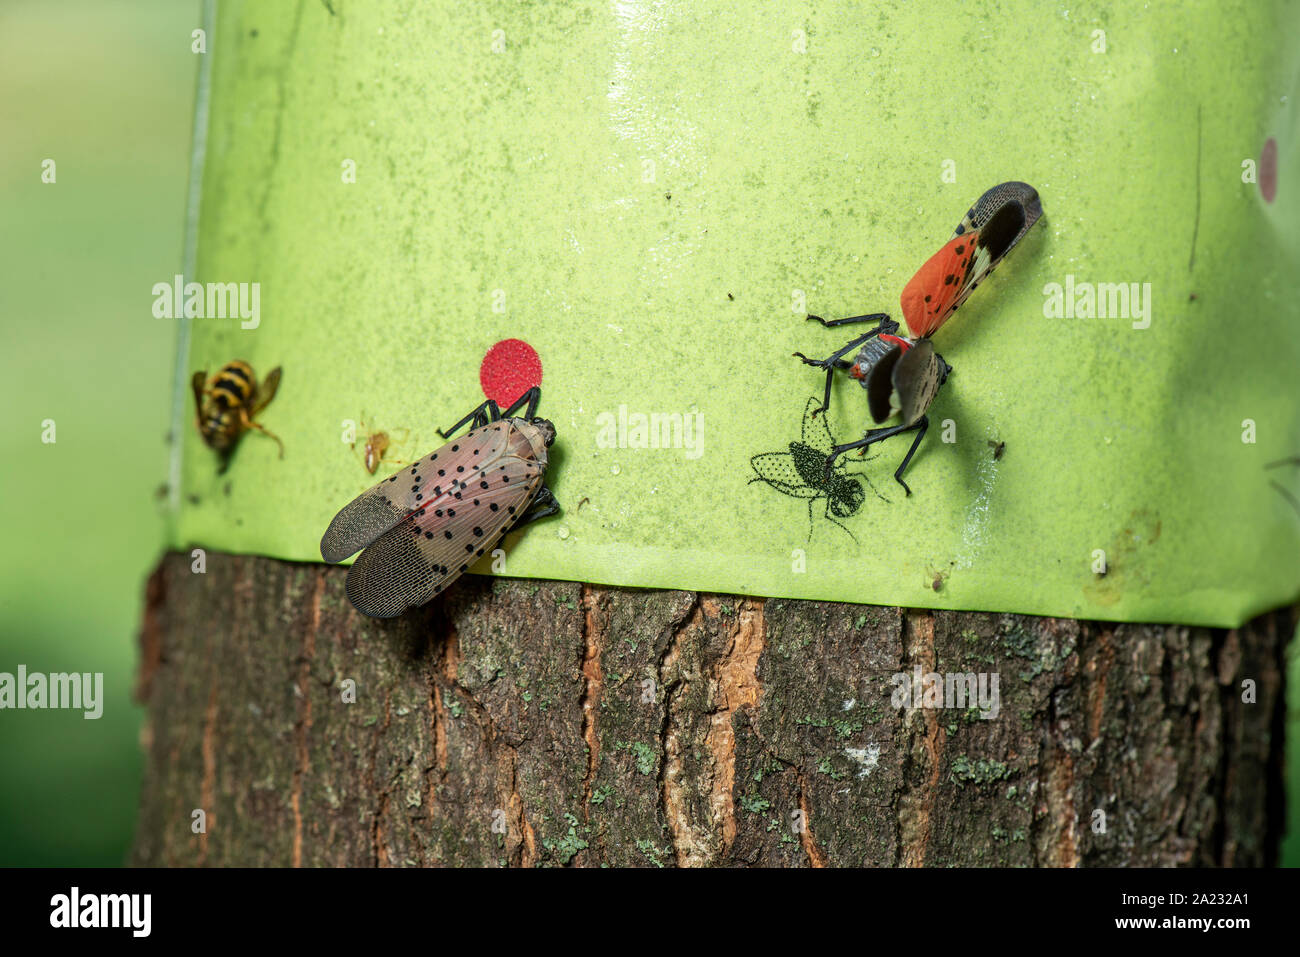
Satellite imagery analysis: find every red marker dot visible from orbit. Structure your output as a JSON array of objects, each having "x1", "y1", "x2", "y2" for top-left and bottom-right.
[
  {"x1": 1260, "y1": 137, "x2": 1277, "y2": 204},
  {"x1": 480, "y1": 338, "x2": 542, "y2": 407}
]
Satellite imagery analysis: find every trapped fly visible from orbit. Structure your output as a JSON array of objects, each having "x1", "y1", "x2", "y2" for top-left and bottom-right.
[{"x1": 749, "y1": 396, "x2": 885, "y2": 541}]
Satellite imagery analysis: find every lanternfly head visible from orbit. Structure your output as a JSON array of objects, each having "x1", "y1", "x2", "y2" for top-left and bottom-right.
[{"x1": 533, "y1": 419, "x2": 557, "y2": 446}]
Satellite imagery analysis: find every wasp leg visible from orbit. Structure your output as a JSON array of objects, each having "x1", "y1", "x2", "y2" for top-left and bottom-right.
[
  {"x1": 250, "y1": 366, "x2": 282, "y2": 415},
  {"x1": 824, "y1": 416, "x2": 929, "y2": 496},
  {"x1": 240, "y1": 409, "x2": 285, "y2": 458},
  {"x1": 507, "y1": 484, "x2": 561, "y2": 532},
  {"x1": 842, "y1": 467, "x2": 890, "y2": 504},
  {"x1": 806, "y1": 312, "x2": 895, "y2": 329},
  {"x1": 438, "y1": 399, "x2": 503, "y2": 438},
  {"x1": 356, "y1": 449, "x2": 412, "y2": 471}
]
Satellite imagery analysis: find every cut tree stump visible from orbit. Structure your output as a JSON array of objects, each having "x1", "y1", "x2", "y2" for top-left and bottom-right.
[{"x1": 132, "y1": 551, "x2": 1292, "y2": 867}]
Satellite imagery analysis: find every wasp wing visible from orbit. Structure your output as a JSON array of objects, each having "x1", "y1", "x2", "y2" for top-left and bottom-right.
[
  {"x1": 901, "y1": 182, "x2": 1042, "y2": 339},
  {"x1": 251, "y1": 365, "x2": 282, "y2": 415},
  {"x1": 320, "y1": 420, "x2": 513, "y2": 563},
  {"x1": 344, "y1": 450, "x2": 547, "y2": 618},
  {"x1": 191, "y1": 370, "x2": 207, "y2": 410}
]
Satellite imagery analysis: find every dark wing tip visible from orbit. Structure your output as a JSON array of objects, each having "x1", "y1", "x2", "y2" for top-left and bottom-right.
[
  {"x1": 320, "y1": 536, "x2": 346, "y2": 564},
  {"x1": 978, "y1": 201, "x2": 1029, "y2": 261},
  {"x1": 320, "y1": 487, "x2": 410, "y2": 564},
  {"x1": 345, "y1": 561, "x2": 411, "y2": 618},
  {"x1": 320, "y1": 517, "x2": 357, "y2": 564}
]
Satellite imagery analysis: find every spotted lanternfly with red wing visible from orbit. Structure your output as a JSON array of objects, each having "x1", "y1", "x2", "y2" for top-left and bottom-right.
[
  {"x1": 900, "y1": 181, "x2": 1043, "y2": 339},
  {"x1": 321, "y1": 387, "x2": 559, "y2": 618},
  {"x1": 795, "y1": 182, "x2": 1042, "y2": 495}
]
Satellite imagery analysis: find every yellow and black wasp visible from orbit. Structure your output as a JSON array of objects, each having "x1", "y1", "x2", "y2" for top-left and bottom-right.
[{"x1": 191, "y1": 360, "x2": 283, "y2": 469}]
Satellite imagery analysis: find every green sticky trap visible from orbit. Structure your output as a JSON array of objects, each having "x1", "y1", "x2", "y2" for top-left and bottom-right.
[{"x1": 174, "y1": 0, "x2": 1300, "y2": 627}]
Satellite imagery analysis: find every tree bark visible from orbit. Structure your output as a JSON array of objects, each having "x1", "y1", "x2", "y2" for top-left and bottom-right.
[{"x1": 132, "y1": 551, "x2": 1291, "y2": 867}]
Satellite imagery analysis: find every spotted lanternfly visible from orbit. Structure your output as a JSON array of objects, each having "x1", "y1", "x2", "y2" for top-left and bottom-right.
[
  {"x1": 749, "y1": 396, "x2": 884, "y2": 541},
  {"x1": 192, "y1": 360, "x2": 283, "y2": 470},
  {"x1": 795, "y1": 182, "x2": 1042, "y2": 494},
  {"x1": 320, "y1": 386, "x2": 559, "y2": 618}
]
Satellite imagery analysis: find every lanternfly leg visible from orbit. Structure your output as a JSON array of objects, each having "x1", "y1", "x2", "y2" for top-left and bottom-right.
[
  {"x1": 437, "y1": 400, "x2": 501, "y2": 438},
  {"x1": 806, "y1": 312, "x2": 895, "y2": 329},
  {"x1": 500, "y1": 386, "x2": 542, "y2": 421},
  {"x1": 437, "y1": 386, "x2": 542, "y2": 438},
  {"x1": 795, "y1": 329, "x2": 886, "y2": 416},
  {"x1": 887, "y1": 417, "x2": 929, "y2": 496},
  {"x1": 795, "y1": 315, "x2": 901, "y2": 417},
  {"x1": 507, "y1": 484, "x2": 560, "y2": 531},
  {"x1": 824, "y1": 415, "x2": 929, "y2": 496}
]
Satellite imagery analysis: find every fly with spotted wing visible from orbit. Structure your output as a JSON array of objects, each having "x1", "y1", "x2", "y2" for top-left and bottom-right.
[
  {"x1": 321, "y1": 387, "x2": 559, "y2": 618},
  {"x1": 795, "y1": 182, "x2": 1042, "y2": 494},
  {"x1": 749, "y1": 396, "x2": 884, "y2": 541}
]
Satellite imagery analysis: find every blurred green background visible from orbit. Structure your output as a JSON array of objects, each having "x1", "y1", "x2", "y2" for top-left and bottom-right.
[
  {"x1": 0, "y1": 0, "x2": 194, "y2": 865},
  {"x1": 0, "y1": 0, "x2": 1295, "y2": 867}
]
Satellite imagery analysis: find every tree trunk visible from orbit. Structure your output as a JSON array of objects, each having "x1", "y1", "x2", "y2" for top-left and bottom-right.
[{"x1": 132, "y1": 551, "x2": 1291, "y2": 867}]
